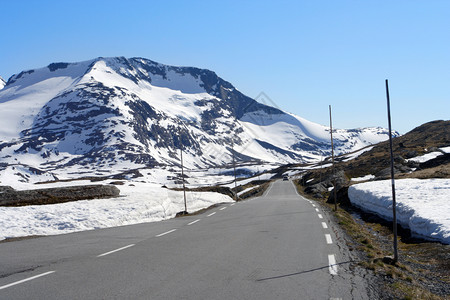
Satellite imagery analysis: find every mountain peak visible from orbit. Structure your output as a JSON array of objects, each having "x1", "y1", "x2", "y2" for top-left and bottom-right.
[{"x1": 0, "y1": 56, "x2": 393, "y2": 182}]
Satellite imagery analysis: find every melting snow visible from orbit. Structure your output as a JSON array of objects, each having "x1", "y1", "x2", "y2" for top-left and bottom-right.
[
  {"x1": 349, "y1": 179, "x2": 450, "y2": 244},
  {"x1": 351, "y1": 174, "x2": 375, "y2": 182},
  {"x1": 407, "y1": 151, "x2": 444, "y2": 163},
  {"x1": 0, "y1": 182, "x2": 233, "y2": 241}
]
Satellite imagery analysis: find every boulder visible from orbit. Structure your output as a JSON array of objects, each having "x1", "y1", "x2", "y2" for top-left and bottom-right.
[{"x1": 327, "y1": 186, "x2": 351, "y2": 206}]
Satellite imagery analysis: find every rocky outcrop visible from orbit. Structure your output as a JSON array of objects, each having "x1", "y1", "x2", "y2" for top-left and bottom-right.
[{"x1": 0, "y1": 185, "x2": 120, "y2": 206}]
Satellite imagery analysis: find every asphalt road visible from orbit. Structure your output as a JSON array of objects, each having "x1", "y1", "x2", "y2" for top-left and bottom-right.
[{"x1": 0, "y1": 180, "x2": 370, "y2": 299}]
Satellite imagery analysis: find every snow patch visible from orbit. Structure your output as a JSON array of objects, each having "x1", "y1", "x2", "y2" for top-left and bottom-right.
[
  {"x1": 407, "y1": 151, "x2": 443, "y2": 163},
  {"x1": 351, "y1": 174, "x2": 375, "y2": 182},
  {"x1": 349, "y1": 179, "x2": 450, "y2": 244}
]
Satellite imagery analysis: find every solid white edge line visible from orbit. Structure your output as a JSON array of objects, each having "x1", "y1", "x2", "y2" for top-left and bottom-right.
[
  {"x1": 220, "y1": 207, "x2": 226, "y2": 210},
  {"x1": 187, "y1": 219, "x2": 200, "y2": 225},
  {"x1": 328, "y1": 254, "x2": 338, "y2": 275},
  {"x1": 322, "y1": 222, "x2": 328, "y2": 229},
  {"x1": 291, "y1": 180, "x2": 301, "y2": 196},
  {"x1": 0, "y1": 271, "x2": 56, "y2": 290},
  {"x1": 207, "y1": 212, "x2": 216, "y2": 217},
  {"x1": 97, "y1": 244, "x2": 135, "y2": 257},
  {"x1": 155, "y1": 229, "x2": 177, "y2": 237},
  {"x1": 325, "y1": 234, "x2": 333, "y2": 244},
  {"x1": 318, "y1": 214, "x2": 323, "y2": 219}
]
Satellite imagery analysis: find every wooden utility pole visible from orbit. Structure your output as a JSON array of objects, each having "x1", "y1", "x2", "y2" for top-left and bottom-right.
[
  {"x1": 180, "y1": 146, "x2": 187, "y2": 213},
  {"x1": 329, "y1": 105, "x2": 337, "y2": 211},
  {"x1": 385, "y1": 79, "x2": 398, "y2": 262}
]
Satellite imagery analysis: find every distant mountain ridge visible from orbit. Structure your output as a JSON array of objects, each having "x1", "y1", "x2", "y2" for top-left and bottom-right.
[{"x1": 0, "y1": 57, "x2": 395, "y2": 181}]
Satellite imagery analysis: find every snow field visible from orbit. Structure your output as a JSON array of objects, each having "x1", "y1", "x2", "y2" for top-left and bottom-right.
[
  {"x1": 0, "y1": 182, "x2": 233, "y2": 241},
  {"x1": 348, "y1": 179, "x2": 450, "y2": 244}
]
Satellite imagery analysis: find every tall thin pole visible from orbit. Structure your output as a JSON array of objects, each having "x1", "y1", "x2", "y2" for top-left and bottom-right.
[
  {"x1": 231, "y1": 141, "x2": 237, "y2": 201},
  {"x1": 180, "y1": 147, "x2": 187, "y2": 213},
  {"x1": 386, "y1": 79, "x2": 398, "y2": 262},
  {"x1": 329, "y1": 105, "x2": 337, "y2": 211}
]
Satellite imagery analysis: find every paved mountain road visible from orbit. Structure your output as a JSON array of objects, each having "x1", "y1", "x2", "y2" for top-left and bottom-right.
[{"x1": 0, "y1": 180, "x2": 370, "y2": 299}]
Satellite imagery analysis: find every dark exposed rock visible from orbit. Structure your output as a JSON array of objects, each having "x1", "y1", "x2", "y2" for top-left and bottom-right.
[
  {"x1": 301, "y1": 169, "x2": 349, "y2": 199},
  {"x1": 47, "y1": 62, "x2": 69, "y2": 72},
  {"x1": 419, "y1": 153, "x2": 450, "y2": 170},
  {"x1": 375, "y1": 164, "x2": 412, "y2": 179},
  {"x1": 0, "y1": 185, "x2": 120, "y2": 206},
  {"x1": 404, "y1": 150, "x2": 419, "y2": 159},
  {"x1": 0, "y1": 186, "x2": 14, "y2": 193},
  {"x1": 304, "y1": 183, "x2": 327, "y2": 195},
  {"x1": 327, "y1": 185, "x2": 350, "y2": 206},
  {"x1": 175, "y1": 211, "x2": 189, "y2": 217},
  {"x1": 6, "y1": 70, "x2": 34, "y2": 85}
]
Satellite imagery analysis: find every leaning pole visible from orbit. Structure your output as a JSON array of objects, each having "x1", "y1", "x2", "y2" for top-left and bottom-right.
[{"x1": 385, "y1": 79, "x2": 398, "y2": 262}]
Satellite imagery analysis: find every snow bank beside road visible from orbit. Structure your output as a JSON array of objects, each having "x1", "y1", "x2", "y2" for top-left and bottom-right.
[
  {"x1": 0, "y1": 183, "x2": 233, "y2": 241},
  {"x1": 348, "y1": 179, "x2": 450, "y2": 244}
]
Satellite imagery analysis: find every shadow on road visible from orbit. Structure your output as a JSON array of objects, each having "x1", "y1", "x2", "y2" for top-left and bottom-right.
[{"x1": 256, "y1": 261, "x2": 353, "y2": 282}]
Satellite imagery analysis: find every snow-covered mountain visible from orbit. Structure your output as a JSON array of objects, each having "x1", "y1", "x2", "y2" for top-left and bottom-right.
[
  {"x1": 0, "y1": 57, "x2": 394, "y2": 181},
  {"x1": 0, "y1": 76, "x2": 5, "y2": 90}
]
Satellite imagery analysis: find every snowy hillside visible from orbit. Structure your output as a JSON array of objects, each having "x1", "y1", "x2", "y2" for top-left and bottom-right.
[{"x1": 0, "y1": 57, "x2": 394, "y2": 183}]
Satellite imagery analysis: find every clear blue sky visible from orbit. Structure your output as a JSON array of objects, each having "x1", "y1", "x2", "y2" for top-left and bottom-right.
[{"x1": 1, "y1": 0, "x2": 449, "y2": 134}]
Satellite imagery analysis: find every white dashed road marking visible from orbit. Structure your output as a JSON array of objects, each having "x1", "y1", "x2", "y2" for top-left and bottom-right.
[
  {"x1": 155, "y1": 229, "x2": 177, "y2": 237},
  {"x1": 325, "y1": 234, "x2": 333, "y2": 244},
  {"x1": 220, "y1": 207, "x2": 226, "y2": 211},
  {"x1": 322, "y1": 222, "x2": 328, "y2": 229},
  {"x1": 97, "y1": 244, "x2": 135, "y2": 257},
  {"x1": 207, "y1": 212, "x2": 216, "y2": 217},
  {"x1": 0, "y1": 271, "x2": 56, "y2": 291},
  {"x1": 187, "y1": 219, "x2": 200, "y2": 225},
  {"x1": 328, "y1": 254, "x2": 338, "y2": 275},
  {"x1": 318, "y1": 214, "x2": 323, "y2": 219}
]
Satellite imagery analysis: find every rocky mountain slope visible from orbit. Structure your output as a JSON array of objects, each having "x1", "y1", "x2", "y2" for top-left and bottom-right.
[{"x1": 0, "y1": 57, "x2": 394, "y2": 182}]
